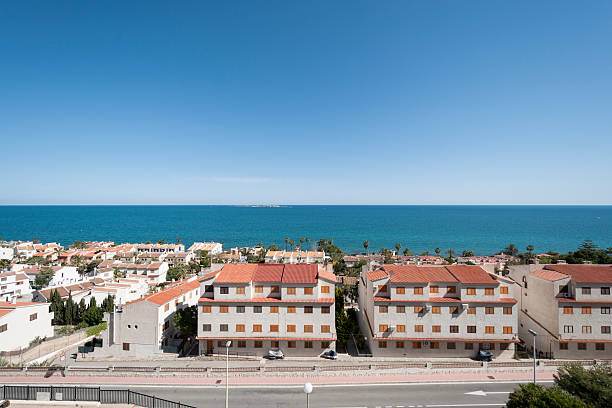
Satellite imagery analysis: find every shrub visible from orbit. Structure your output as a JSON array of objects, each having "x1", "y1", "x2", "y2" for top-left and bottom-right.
[{"x1": 86, "y1": 321, "x2": 107, "y2": 337}]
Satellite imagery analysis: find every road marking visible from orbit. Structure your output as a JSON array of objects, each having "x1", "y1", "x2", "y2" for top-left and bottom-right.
[{"x1": 465, "y1": 390, "x2": 512, "y2": 396}]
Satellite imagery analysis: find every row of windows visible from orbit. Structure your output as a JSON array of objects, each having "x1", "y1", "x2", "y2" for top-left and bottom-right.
[
  {"x1": 379, "y1": 285, "x2": 509, "y2": 295},
  {"x1": 218, "y1": 286, "x2": 330, "y2": 295},
  {"x1": 214, "y1": 340, "x2": 331, "y2": 349},
  {"x1": 379, "y1": 324, "x2": 512, "y2": 335},
  {"x1": 562, "y1": 325, "x2": 611, "y2": 334},
  {"x1": 202, "y1": 324, "x2": 332, "y2": 333},
  {"x1": 580, "y1": 287, "x2": 611, "y2": 295},
  {"x1": 202, "y1": 305, "x2": 331, "y2": 314},
  {"x1": 379, "y1": 305, "x2": 513, "y2": 315},
  {"x1": 563, "y1": 306, "x2": 610, "y2": 314},
  {"x1": 559, "y1": 342, "x2": 607, "y2": 351},
  {"x1": 378, "y1": 341, "x2": 510, "y2": 350}
]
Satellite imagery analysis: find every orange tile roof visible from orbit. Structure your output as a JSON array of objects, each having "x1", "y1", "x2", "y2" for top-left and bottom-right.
[
  {"x1": 385, "y1": 265, "x2": 458, "y2": 284},
  {"x1": 282, "y1": 264, "x2": 318, "y2": 284},
  {"x1": 445, "y1": 265, "x2": 499, "y2": 285},
  {"x1": 253, "y1": 264, "x2": 284, "y2": 282},
  {"x1": 198, "y1": 270, "x2": 220, "y2": 281},
  {"x1": 531, "y1": 268, "x2": 569, "y2": 282},
  {"x1": 366, "y1": 269, "x2": 389, "y2": 281},
  {"x1": 317, "y1": 269, "x2": 338, "y2": 283},
  {"x1": 145, "y1": 279, "x2": 200, "y2": 306},
  {"x1": 214, "y1": 264, "x2": 257, "y2": 284},
  {"x1": 0, "y1": 301, "x2": 43, "y2": 307},
  {"x1": 544, "y1": 264, "x2": 612, "y2": 283}
]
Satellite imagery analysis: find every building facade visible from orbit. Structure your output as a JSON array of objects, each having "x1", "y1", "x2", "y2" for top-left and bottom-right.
[{"x1": 0, "y1": 301, "x2": 54, "y2": 352}]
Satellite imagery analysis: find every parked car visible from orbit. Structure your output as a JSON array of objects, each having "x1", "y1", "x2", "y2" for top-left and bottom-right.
[
  {"x1": 266, "y1": 349, "x2": 284, "y2": 360},
  {"x1": 322, "y1": 350, "x2": 338, "y2": 360},
  {"x1": 476, "y1": 349, "x2": 493, "y2": 362}
]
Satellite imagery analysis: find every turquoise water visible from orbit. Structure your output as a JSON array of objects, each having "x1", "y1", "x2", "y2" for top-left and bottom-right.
[{"x1": 0, "y1": 206, "x2": 610, "y2": 255}]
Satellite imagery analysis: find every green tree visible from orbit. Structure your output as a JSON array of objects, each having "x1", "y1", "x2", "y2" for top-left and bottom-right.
[
  {"x1": 363, "y1": 240, "x2": 369, "y2": 255},
  {"x1": 403, "y1": 248, "x2": 412, "y2": 256},
  {"x1": 526, "y1": 244, "x2": 535, "y2": 253},
  {"x1": 33, "y1": 238, "x2": 40, "y2": 244},
  {"x1": 176, "y1": 237, "x2": 181, "y2": 244},
  {"x1": 189, "y1": 263, "x2": 201, "y2": 273},
  {"x1": 64, "y1": 293, "x2": 76, "y2": 325},
  {"x1": 34, "y1": 267, "x2": 54, "y2": 289},
  {"x1": 77, "y1": 298, "x2": 87, "y2": 323},
  {"x1": 101, "y1": 294, "x2": 115, "y2": 313},
  {"x1": 49, "y1": 289, "x2": 64, "y2": 325},
  {"x1": 157, "y1": 239, "x2": 166, "y2": 244},
  {"x1": 0, "y1": 259, "x2": 11, "y2": 270},
  {"x1": 299, "y1": 237, "x2": 305, "y2": 251},
  {"x1": 268, "y1": 244, "x2": 278, "y2": 251},
  {"x1": 83, "y1": 297, "x2": 103, "y2": 326},
  {"x1": 113, "y1": 269, "x2": 122, "y2": 279},
  {"x1": 305, "y1": 237, "x2": 311, "y2": 250},
  {"x1": 462, "y1": 250, "x2": 475, "y2": 257},
  {"x1": 166, "y1": 267, "x2": 187, "y2": 282},
  {"x1": 395, "y1": 243, "x2": 402, "y2": 254},
  {"x1": 507, "y1": 383, "x2": 588, "y2": 408},
  {"x1": 554, "y1": 363, "x2": 612, "y2": 408},
  {"x1": 435, "y1": 248, "x2": 441, "y2": 256},
  {"x1": 285, "y1": 237, "x2": 289, "y2": 251},
  {"x1": 503, "y1": 244, "x2": 519, "y2": 256},
  {"x1": 447, "y1": 248, "x2": 456, "y2": 258},
  {"x1": 173, "y1": 305, "x2": 197, "y2": 337}
]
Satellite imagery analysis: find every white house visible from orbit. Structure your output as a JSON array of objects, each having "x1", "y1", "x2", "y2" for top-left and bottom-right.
[
  {"x1": 49, "y1": 266, "x2": 81, "y2": 287},
  {"x1": 0, "y1": 301, "x2": 54, "y2": 352},
  {"x1": 0, "y1": 246, "x2": 15, "y2": 261},
  {"x1": 0, "y1": 271, "x2": 32, "y2": 302},
  {"x1": 189, "y1": 242, "x2": 223, "y2": 256}
]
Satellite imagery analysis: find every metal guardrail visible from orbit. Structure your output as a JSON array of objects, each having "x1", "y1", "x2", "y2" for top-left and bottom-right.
[{"x1": 0, "y1": 385, "x2": 196, "y2": 408}]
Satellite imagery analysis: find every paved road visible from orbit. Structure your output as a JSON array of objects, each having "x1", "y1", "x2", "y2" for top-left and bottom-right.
[{"x1": 19, "y1": 381, "x2": 552, "y2": 408}]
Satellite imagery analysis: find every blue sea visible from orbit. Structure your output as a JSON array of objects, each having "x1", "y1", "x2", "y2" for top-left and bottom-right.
[{"x1": 0, "y1": 206, "x2": 610, "y2": 256}]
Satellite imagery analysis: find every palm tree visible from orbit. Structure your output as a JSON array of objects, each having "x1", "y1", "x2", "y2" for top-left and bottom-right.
[
  {"x1": 435, "y1": 248, "x2": 441, "y2": 256},
  {"x1": 327, "y1": 238, "x2": 333, "y2": 246},
  {"x1": 395, "y1": 243, "x2": 402, "y2": 255},
  {"x1": 363, "y1": 241, "x2": 369, "y2": 255},
  {"x1": 289, "y1": 240, "x2": 295, "y2": 251},
  {"x1": 33, "y1": 238, "x2": 40, "y2": 244},
  {"x1": 300, "y1": 238, "x2": 305, "y2": 252},
  {"x1": 305, "y1": 237, "x2": 311, "y2": 251},
  {"x1": 285, "y1": 237, "x2": 289, "y2": 251},
  {"x1": 403, "y1": 248, "x2": 411, "y2": 256},
  {"x1": 526, "y1": 244, "x2": 534, "y2": 253},
  {"x1": 176, "y1": 237, "x2": 181, "y2": 244},
  {"x1": 447, "y1": 248, "x2": 456, "y2": 258}
]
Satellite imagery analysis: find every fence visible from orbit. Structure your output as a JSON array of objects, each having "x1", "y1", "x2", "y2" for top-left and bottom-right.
[
  {"x1": 0, "y1": 385, "x2": 196, "y2": 408},
  {"x1": 0, "y1": 328, "x2": 89, "y2": 364}
]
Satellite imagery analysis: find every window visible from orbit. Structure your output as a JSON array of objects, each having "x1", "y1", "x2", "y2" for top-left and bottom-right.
[
  {"x1": 163, "y1": 321, "x2": 169, "y2": 331},
  {"x1": 304, "y1": 287, "x2": 313, "y2": 295},
  {"x1": 447, "y1": 286, "x2": 456, "y2": 294},
  {"x1": 430, "y1": 342, "x2": 439, "y2": 349},
  {"x1": 0, "y1": 324, "x2": 7, "y2": 333},
  {"x1": 450, "y1": 325, "x2": 459, "y2": 334},
  {"x1": 485, "y1": 326, "x2": 495, "y2": 334},
  {"x1": 450, "y1": 306, "x2": 459, "y2": 315},
  {"x1": 304, "y1": 306, "x2": 313, "y2": 314},
  {"x1": 500, "y1": 286, "x2": 509, "y2": 295},
  {"x1": 236, "y1": 287, "x2": 246, "y2": 295},
  {"x1": 396, "y1": 287, "x2": 405, "y2": 294},
  {"x1": 254, "y1": 341, "x2": 263, "y2": 348},
  {"x1": 270, "y1": 325, "x2": 279, "y2": 332},
  {"x1": 123, "y1": 343, "x2": 130, "y2": 351},
  {"x1": 503, "y1": 307, "x2": 512, "y2": 315},
  {"x1": 254, "y1": 306, "x2": 262, "y2": 313},
  {"x1": 563, "y1": 306, "x2": 573, "y2": 314},
  {"x1": 379, "y1": 324, "x2": 389, "y2": 332},
  {"x1": 288, "y1": 341, "x2": 297, "y2": 348},
  {"x1": 287, "y1": 287, "x2": 296, "y2": 295},
  {"x1": 485, "y1": 307, "x2": 494, "y2": 315},
  {"x1": 379, "y1": 341, "x2": 387, "y2": 348},
  {"x1": 164, "y1": 304, "x2": 169, "y2": 312},
  {"x1": 217, "y1": 341, "x2": 226, "y2": 347},
  {"x1": 432, "y1": 306, "x2": 441, "y2": 314},
  {"x1": 236, "y1": 324, "x2": 245, "y2": 332},
  {"x1": 287, "y1": 325, "x2": 296, "y2": 333},
  {"x1": 582, "y1": 287, "x2": 591, "y2": 295},
  {"x1": 414, "y1": 325, "x2": 423, "y2": 333},
  {"x1": 322, "y1": 306, "x2": 330, "y2": 314},
  {"x1": 414, "y1": 287, "x2": 423, "y2": 295},
  {"x1": 202, "y1": 324, "x2": 211, "y2": 331},
  {"x1": 255, "y1": 285, "x2": 263, "y2": 293},
  {"x1": 321, "y1": 341, "x2": 331, "y2": 349},
  {"x1": 379, "y1": 305, "x2": 388, "y2": 313},
  {"x1": 485, "y1": 288, "x2": 495, "y2": 296},
  {"x1": 602, "y1": 307, "x2": 610, "y2": 314},
  {"x1": 220, "y1": 305, "x2": 229, "y2": 313},
  {"x1": 582, "y1": 326, "x2": 592, "y2": 334},
  {"x1": 467, "y1": 326, "x2": 476, "y2": 333},
  {"x1": 601, "y1": 326, "x2": 611, "y2": 334},
  {"x1": 564, "y1": 325, "x2": 574, "y2": 334},
  {"x1": 321, "y1": 325, "x2": 331, "y2": 333},
  {"x1": 396, "y1": 305, "x2": 405, "y2": 313},
  {"x1": 432, "y1": 325, "x2": 441, "y2": 333},
  {"x1": 237, "y1": 306, "x2": 245, "y2": 313},
  {"x1": 378, "y1": 285, "x2": 388, "y2": 292},
  {"x1": 582, "y1": 306, "x2": 592, "y2": 314},
  {"x1": 596, "y1": 343, "x2": 605, "y2": 351},
  {"x1": 430, "y1": 285, "x2": 439, "y2": 293},
  {"x1": 271, "y1": 286, "x2": 280, "y2": 293},
  {"x1": 503, "y1": 326, "x2": 513, "y2": 334},
  {"x1": 602, "y1": 287, "x2": 610, "y2": 295},
  {"x1": 304, "y1": 341, "x2": 313, "y2": 348},
  {"x1": 396, "y1": 341, "x2": 405, "y2": 349},
  {"x1": 559, "y1": 343, "x2": 568, "y2": 350},
  {"x1": 447, "y1": 342, "x2": 456, "y2": 349},
  {"x1": 578, "y1": 343, "x2": 587, "y2": 351},
  {"x1": 288, "y1": 306, "x2": 296, "y2": 313},
  {"x1": 220, "y1": 287, "x2": 229, "y2": 294},
  {"x1": 412, "y1": 341, "x2": 422, "y2": 349},
  {"x1": 220, "y1": 324, "x2": 228, "y2": 332},
  {"x1": 321, "y1": 286, "x2": 330, "y2": 294},
  {"x1": 270, "y1": 306, "x2": 279, "y2": 313},
  {"x1": 304, "y1": 325, "x2": 313, "y2": 333},
  {"x1": 414, "y1": 306, "x2": 424, "y2": 314},
  {"x1": 253, "y1": 324, "x2": 262, "y2": 333},
  {"x1": 271, "y1": 340, "x2": 279, "y2": 348},
  {"x1": 466, "y1": 288, "x2": 476, "y2": 295},
  {"x1": 29, "y1": 313, "x2": 37, "y2": 321},
  {"x1": 202, "y1": 305, "x2": 212, "y2": 313},
  {"x1": 465, "y1": 342, "x2": 474, "y2": 350},
  {"x1": 467, "y1": 307, "x2": 476, "y2": 315},
  {"x1": 397, "y1": 324, "x2": 406, "y2": 333}
]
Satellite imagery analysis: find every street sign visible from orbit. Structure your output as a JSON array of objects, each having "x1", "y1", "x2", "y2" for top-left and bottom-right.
[{"x1": 59, "y1": 351, "x2": 66, "y2": 362}]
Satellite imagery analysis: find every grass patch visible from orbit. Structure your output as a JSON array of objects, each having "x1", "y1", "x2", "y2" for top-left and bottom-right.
[{"x1": 86, "y1": 321, "x2": 107, "y2": 337}]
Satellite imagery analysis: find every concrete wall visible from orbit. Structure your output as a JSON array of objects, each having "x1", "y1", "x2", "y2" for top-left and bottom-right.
[{"x1": 0, "y1": 304, "x2": 54, "y2": 351}]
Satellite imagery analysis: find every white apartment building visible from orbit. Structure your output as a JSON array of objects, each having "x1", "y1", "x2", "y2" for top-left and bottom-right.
[
  {"x1": 0, "y1": 271, "x2": 32, "y2": 302},
  {"x1": 197, "y1": 263, "x2": 337, "y2": 357},
  {"x1": 135, "y1": 243, "x2": 185, "y2": 253},
  {"x1": 49, "y1": 266, "x2": 81, "y2": 287},
  {"x1": 264, "y1": 251, "x2": 326, "y2": 264},
  {"x1": 0, "y1": 301, "x2": 54, "y2": 352},
  {"x1": 509, "y1": 264, "x2": 612, "y2": 359},
  {"x1": 189, "y1": 242, "x2": 223, "y2": 256},
  {"x1": 114, "y1": 262, "x2": 168, "y2": 284},
  {"x1": 98, "y1": 278, "x2": 201, "y2": 356},
  {"x1": 358, "y1": 265, "x2": 519, "y2": 358},
  {"x1": 164, "y1": 252, "x2": 193, "y2": 267},
  {"x1": 0, "y1": 246, "x2": 15, "y2": 260}
]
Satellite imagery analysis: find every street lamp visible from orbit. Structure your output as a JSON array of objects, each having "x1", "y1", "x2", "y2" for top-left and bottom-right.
[
  {"x1": 528, "y1": 329, "x2": 537, "y2": 384},
  {"x1": 303, "y1": 382, "x2": 313, "y2": 408},
  {"x1": 225, "y1": 340, "x2": 231, "y2": 408}
]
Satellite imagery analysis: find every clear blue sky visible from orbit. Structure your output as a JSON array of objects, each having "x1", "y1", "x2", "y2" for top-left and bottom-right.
[{"x1": 1, "y1": 1, "x2": 611, "y2": 205}]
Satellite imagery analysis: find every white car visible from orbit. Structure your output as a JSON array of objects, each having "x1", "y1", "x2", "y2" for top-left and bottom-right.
[{"x1": 266, "y1": 349, "x2": 284, "y2": 360}]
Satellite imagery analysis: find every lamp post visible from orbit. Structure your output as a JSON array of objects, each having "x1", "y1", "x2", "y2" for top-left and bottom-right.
[
  {"x1": 225, "y1": 340, "x2": 231, "y2": 408},
  {"x1": 303, "y1": 382, "x2": 313, "y2": 408},
  {"x1": 528, "y1": 329, "x2": 537, "y2": 384}
]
